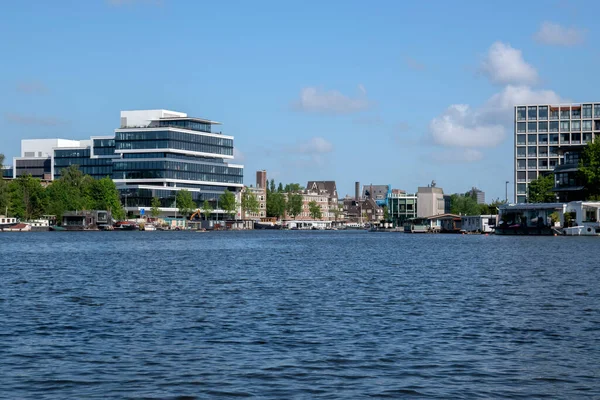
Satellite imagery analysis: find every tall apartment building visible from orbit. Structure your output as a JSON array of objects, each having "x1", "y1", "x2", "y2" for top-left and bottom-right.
[{"x1": 514, "y1": 103, "x2": 600, "y2": 203}]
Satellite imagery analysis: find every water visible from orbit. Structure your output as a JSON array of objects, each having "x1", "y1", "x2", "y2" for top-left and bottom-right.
[{"x1": 1, "y1": 231, "x2": 599, "y2": 399}]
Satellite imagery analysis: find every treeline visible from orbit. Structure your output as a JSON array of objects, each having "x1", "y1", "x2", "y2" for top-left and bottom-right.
[
  {"x1": 449, "y1": 191, "x2": 506, "y2": 216},
  {"x1": 0, "y1": 164, "x2": 124, "y2": 221}
]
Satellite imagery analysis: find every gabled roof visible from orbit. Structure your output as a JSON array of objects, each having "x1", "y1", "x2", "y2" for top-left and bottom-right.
[{"x1": 307, "y1": 181, "x2": 337, "y2": 197}]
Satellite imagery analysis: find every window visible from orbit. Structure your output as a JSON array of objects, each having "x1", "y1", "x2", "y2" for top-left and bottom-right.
[
  {"x1": 528, "y1": 171, "x2": 538, "y2": 180},
  {"x1": 517, "y1": 183, "x2": 527, "y2": 194},
  {"x1": 550, "y1": 108, "x2": 559, "y2": 120},
  {"x1": 572, "y1": 132, "x2": 581, "y2": 143},
  {"x1": 583, "y1": 104, "x2": 592, "y2": 118},
  {"x1": 528, "y1": 134, "x2": 537, "y2": 145},
  {"x1": 595, "y1": 104, "x2": 600, "y2": 118},
  {"x1": 560, "y1": 133, "x2": 570, "y2": 144},
  {"x1": 572, "y1": 108, "x2": 581, "y2": 118},
  {"x1": 572, "y1": 120, "x2": 581, "y2": 131},
  {"x1": 560, "y1": 121, "x2": 570, "y2": 131},
  {"x1": 583, "y1": 120, "x2": 592, "y2": 131},
  {"x1": 549, "y1": 121, "x2": 559, "y2": 132},
  {"x1": 517, "y1": 195, "x2": 527, "y2": 204},
  {"x1": 517, "y1": 134, "x2": 526, "y2": 145},
  {"x1": 538, "y1": 121, "x2": 548, "y2": 132},
  {"x1": 538, "y1": 159, "x2": 548, "y2": 169},
  {"x1": 528, "y1": 122, "x2": 537, "y2": 132},
  {"x1": 539, "y1": 147, "x2": 548, "y2": 157},
  {"x1": 583, "y1": 133, "x2": 593, "y2": 143},
  {"x1": 517, "y1": 147, "x2": 526, "y2": 157},
  {"x1": 528, "y1": 159, "x2": 537, "y2": 169},
  {"x1": 538, "y1": 106, "x2": 548, "y2": 119},
  {"x1": 528, "y1": 146, "x2": 537, "y2": 157},
  {"x1": 528, "y1": 106, "x2": 537, "y2": 120},
  {"x1": 549, "y1": 146, "x2": 559, "y2": 157},
  {"x1": 549, "y1": 134, "x2": 559, "y2": 144},
  {"x1": 560, "y1": 109, "x2": 570, "y2": 119},
  {"x1": 516, "y1": 106, "x2": 526, "y2": 121},
  {"x1": 539, "y1": 134, "x2": 548, "y2": 145},
  {"x1": 517, "y1": 171, "x2": 526, "y2": 182},
  {"x1": 517, "y1": 122, "x2": 526, "y2": 133},
  {"x1": 549, "y1": 158, "x2": 558, "y2": 168}
]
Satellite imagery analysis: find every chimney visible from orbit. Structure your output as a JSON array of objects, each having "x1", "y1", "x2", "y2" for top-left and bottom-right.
[
  {"x1": 256, "y1": 170, "x2": 267, "y2": 189},
  {"x1": 355, "y1": 182, "x2": 360, "y2": 201}
]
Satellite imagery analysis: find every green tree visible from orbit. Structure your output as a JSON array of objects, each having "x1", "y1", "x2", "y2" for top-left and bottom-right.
[
  {"x1": 150, "y1": 197, "x2": 161, "y2": 218},
  {"x1": 286, "y1": 193, "x2": 303, "y2": 219},
  {"x1": 220, "y1": 189, "x2": 238, "y2": 219},
  {"x1": 176, "y1": 190, "x2": 195, "y2": 217},
  {"x1": 277, "y1": 182, "x2": 284, "y2": 193},
  {"x1": 0, "y1": 178, "x2": 9, "y2": 215},
  {"x1": 308, "y1": 200, "x2": 322, "y2": 220},
  {"x1": 450, "y1": 194, "x2": 480, "y2": 215},
  {"x1": 269, "y1": 179, "x2": 276, "y2": 193},
  {"x1": 201, "y1": 199, "x2": 213, "y2": 220},
  {"x1": 267, "y1": 191, "x2": 286, "y2": 218},
  {"x1": 89, "y1": 177, "x2": 124, "y2": 220},
  {"x1": 528, "y1": 174, "x2": 556, "y2": 203},
  {"x1": 241, "y1": 190, "x2": 260, "y2": 216},
  {"x1": 46, "y1": 165, "x2": 94, "y2": 220},
  {"x1": 579, "y1": 140, "x2": 600, "y2": 199},
  {"x1": 383, "y1": 205, "x2": 390, "y2": 220},
  {"x1": 284, "y1": 183, "x2": 303, "y2": 192},
  {"x1": 0, "y1": 153, "x2": 4, "y2": 167},
  {"x1": 8, "y1": 174, "x2": 47, "y2": 220}
]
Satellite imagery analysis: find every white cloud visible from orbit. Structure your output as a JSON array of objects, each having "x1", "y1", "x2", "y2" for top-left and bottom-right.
[
  {"x1": 404, "y1": 56, "x2": 426, "y2": 71},
  {"x1": 16, "y1": 81, "x2": 48, "y2": 94},
  {"x1": 430, "y1": 85, "x2": 566, "y2": 149},
  {"x1": 293, "y1": 85, "x2": 370, "y2": 114},
  {"x1": 4, "y1": 113, "x2": 68, "y2": 126},
  {"x1": 480, "y1": 42, "x2": 538, "y2": 85},
  {"x1": 296, "y1": 137, "x2": 333, "y2": 154},
  {"x1": 534, "y1": 22, "x2": 586, "y2": 46},
  {"x1": 233, "y1": 148, "x2": 245, "y2": 162},
  {"x1": 429, "y1": 149, "x2": 484, "y2": 164}
]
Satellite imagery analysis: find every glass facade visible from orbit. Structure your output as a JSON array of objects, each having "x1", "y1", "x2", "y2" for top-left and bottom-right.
[
  {"x1": 2, "y1": 167, "x2": 13, "y2": 178},
  {"x1": 112, "y1": 160, "x2": 243, "y2": 184},
  {"x1": 93, "y1": 138, "x2": 115, "y2": 156},
  {"x1": 15, "y1": 158, "x2": 51, "y2": 179},
  {"x1": 115, "y1": 131, "x2": 233, "y2": 156},
  {"x1": 54, "y1": 148, "x2": 114, "y2": 180}
]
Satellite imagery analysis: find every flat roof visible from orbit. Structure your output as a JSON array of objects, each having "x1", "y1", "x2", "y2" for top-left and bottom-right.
[{"x1": 154, "y1": 117, "x2": 222, "y2": 125}]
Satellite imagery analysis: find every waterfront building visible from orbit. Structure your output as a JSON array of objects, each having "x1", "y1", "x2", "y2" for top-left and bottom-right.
[
  {"x1": 416, "y1": 182, "x2": 448, "y2": 218},
  {"x1": 242, "y1": 170, "x2": 267, "y2": 220},
  {"x1": 341, "y1": 196, "x2": 361, "y2": 222},
  {"x1": 12, "y1": 138, "x2": 81, "y2": 180},
  {"x1": 387, "y1": 192, "x2": 417, "y2": 226},
  {"x1": 362, "y1": 184, "x2": 391, "y2": 207},
  {"x1": 553, "y1": 150, "x2": 585, "y2": 202},
  {"x1": 54, "y1": 136, "x2": 118, "y2": 180},
  {"x1": 114, "y1": 110, "x2": 244, "y2": 217},
  {"x1": 514, "y1": 103, "x2": 600, "y2": 203},
  {"x1": 461, "y1": 215, "x2": 496, "y2": 233},
  {"x1": 361, "y1": 197, "x2": 384, "y2": 222}
]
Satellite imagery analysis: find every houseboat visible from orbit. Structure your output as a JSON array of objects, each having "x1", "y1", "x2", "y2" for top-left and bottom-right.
[
  {"x1": 496, "y1": 203, "x2": 564, "y2": 235},
  {"x1": 461, "y1": 215, "x2": 497, "y2": 234},
  {"x1": 62, "y1": 210, "x2": 112, "y2": 231},
  {"x1": 403, "y1": 218, "x2": 429, "y2": 233},
  {"x1": 562, "y1": 201, "x2": 600, "y2": 236}
]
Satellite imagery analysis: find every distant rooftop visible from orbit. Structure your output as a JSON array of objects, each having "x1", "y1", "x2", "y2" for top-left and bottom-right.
[{"x1": 155, "y1": 116, "x2": 221, "y2": 125}]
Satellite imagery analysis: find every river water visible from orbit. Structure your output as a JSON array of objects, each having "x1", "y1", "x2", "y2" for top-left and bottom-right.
[{"x1": 0, "y1": 231, "x2": 599, "y2": 399}]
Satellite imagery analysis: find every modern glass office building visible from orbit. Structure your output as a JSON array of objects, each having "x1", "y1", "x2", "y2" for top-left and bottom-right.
[
  {"x1": 53, "y1": 137, "x2": 117, "y2": 180},
  {"x1": 112, "y1": 110, "x2": 244, "y2": 214},
  {"x1": 514, "y1": 103, "x2": 600, "y2": 203}
]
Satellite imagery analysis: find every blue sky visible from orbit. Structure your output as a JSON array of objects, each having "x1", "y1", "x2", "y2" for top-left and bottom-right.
[{"x1": 1, "y1": 0, "x2": 598, "y2": 201}]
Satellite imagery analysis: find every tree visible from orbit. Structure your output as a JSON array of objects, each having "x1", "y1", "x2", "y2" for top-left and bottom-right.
[
  {"x1": 8, "y1": 174, "x2": 46, "y2": 220},
  {"x1": 176, "y1": 190, "x2": 195, "y2": 217},
  {"x1": 383, "y1": 205, "x2": 390, "y2": 221},
  {"x1": 277, "y1": 182, "x2": 284, "y2": 193},
  {"x1": 450, "y1": 194, "x2": 480, "y2": 216},
  {"x1": 89, "y1": 177, "x2": 124, "y2": 220},
  {"x1": 267, "y1": 191, "x2": 286, "y2": 219},
  {"x1": 46, "y1": 165, "x2": 94, "y2": 220},
  {"x1": 528, "y1": 174, "x2": 556, "y2": 203},
  {"x1": 269, "y1": 179, "x2": 276, "y2": 194},
  {"x1": 308, "y1": 200, "x2": 322, "y2": 220},
  {"x1": 286, "y1": 193, "x2": 303, "y2": 219},
  {"x1": 150, "y1": 197, "x2": 161, "y2": 218},
  {"x1": 284, "y1": 183, "x2": 303, "y2": 192},
  {"x1": 201, "y1": 200, "x2": 213, "y2": 220},
  {"x1": 579, "y1": 140, "x2": 600, "y2": 199},
  {"x1": 0, "y1": 178, "x2": 9, "y2": 215},
  {"x1": 220, "y1": 189, "x2": 238, "y2": 219},
  {"x1": 0, "y1": 153, "x2": 4, "y2": 167},
  {"x1": 241, "y1": 190, "x2": 260, "y2": 216}
]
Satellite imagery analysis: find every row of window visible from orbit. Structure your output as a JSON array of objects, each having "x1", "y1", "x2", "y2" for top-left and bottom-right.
[
  {"x1": 516, "y1": 171, "x2": 541, "y2": 182},
  {"x1": 516, "y1": 120, "x2": 600, "y2": 133},
  {"x1": 114, "y1": 170, "x2": 243, "y2": 184},
  {"x1": 149, "y1": 120, "x2": 214, "y2": 133},
  {"x1": 516, "y1": 133, "x2": 596, "y2": 146},
  {"x1": 115, "y1": 131, "x2": 232, "y2": 148},
  {"x1": 122, "y1": 152, "x2": 225, "y2": 164},
  {"x1": 517, "y1": 146, "x2": 561, "y2": 157},
  {"x1": 115, "y1": 140, "x2": 233, "y2": 156},
  {"x1": 516, "y1": 159, "x2": 560, "y2": 170},
  {"x1": 118, "y1": 188, "x2": 235, "y2": 207},
  {"x1": 113, "y1": 161, "x2": 242, "y2": 176},
  {"x1": 517, "y1": 104, "x2": 600, "y2": 120}
]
